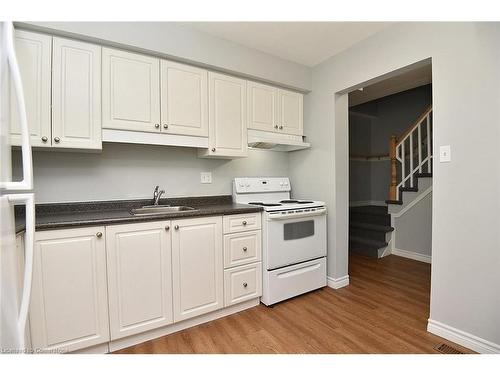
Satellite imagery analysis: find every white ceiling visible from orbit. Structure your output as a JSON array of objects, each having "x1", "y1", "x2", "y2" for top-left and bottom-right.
[{"x1": 177, "y1": 22, "x2": 391, "y2": 67}]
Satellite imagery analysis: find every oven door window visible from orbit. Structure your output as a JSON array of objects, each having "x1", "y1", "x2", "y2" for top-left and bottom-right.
[{"x1": 283, "y1": 220, "x2": 315, "y2": 241}]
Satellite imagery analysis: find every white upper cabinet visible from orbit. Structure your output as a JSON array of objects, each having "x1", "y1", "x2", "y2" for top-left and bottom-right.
[
  {"x1": 160, "y1": 60, "x2": 208, "y2": 137},
  {"x1": 278, "y1": 89, "x2": 303, "y2": 136},
  {"x1": 30, "y1": 227, "x2": 110, "y2": 352},
  {"x1": 247, "y1": 81, "x2": 278, "y2": 132},
  {"x1": 10, "y1": 30, "x2": 52, "y2": 147},
  {"x1": 106, "y1": 221, "x2": 173, "y2": 340},
  {"x1": 102, "y1": 48, "x2": 160, "y2": 133},
  {"x1": 171, "y1": 216, "x2": 223, "y2": 322},
  {"x1": 52, "y1": 37, "x2": 102, "y2": 149},
  {"x1": 199, "y1": 72, "x2": 247, "y2": 158}
]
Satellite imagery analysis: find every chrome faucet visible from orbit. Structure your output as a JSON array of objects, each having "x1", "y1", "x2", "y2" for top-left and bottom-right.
[{"x1": 153, "y1": 186, "x2": 165, "y2": 206}]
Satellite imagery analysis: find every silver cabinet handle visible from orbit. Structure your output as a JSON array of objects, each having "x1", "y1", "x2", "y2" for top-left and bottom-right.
[
  {"x1": 243, "y1": 246, "x2": 247, "y2": 251},
  {"x1": 243, "y1": 282, "x2": 248, "y2": 287},
  {"x1": 155, "y1": 124, "x2": 160, "y2": 129},
  {"x1": 279, "y1": 125, "x2": 283, "y2": 130},
  {"x1": 165, "y1": 225, "x2": 170, "y2": 231},
  {"x1": 242, "y1": 221, "x2": 247, "y2": 226},
  {"x1": 96, "y1": 232, "x2": 103, "y2": 238},
  {"x1": 163, "y1": 124, "x2": 168, "y2": 129},
  {"x1": 211, "y1": 148, "x2": 216, "y2": 152},
  {"x1": 174, "y1": 225, "x2": 179, "y2": 230},
  {"x1": 54, "y1": 137, "x2": 60, "y2": 143},
  {"x1": 41, "y1": 136, "x2": 48, "y2": 143}
]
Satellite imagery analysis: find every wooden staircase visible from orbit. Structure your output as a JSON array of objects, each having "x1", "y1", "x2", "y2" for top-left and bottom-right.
[{"x1": 349, "y1": 106, "x2": 433, "y2": 258}]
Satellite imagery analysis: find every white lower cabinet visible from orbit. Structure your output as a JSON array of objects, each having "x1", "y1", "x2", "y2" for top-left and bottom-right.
[
  {"x1": 30, "y1": 227, "x2": 109, "y2": 352},
  {"x1": 105, "y1": 221, "x2": 173, "y2": 340},
  {"x1": 29, "y1": 213, "x2": 261, "y2": 351},
  {"x1": 171, "y1": 216, "x2": 224, "y2": 322}
]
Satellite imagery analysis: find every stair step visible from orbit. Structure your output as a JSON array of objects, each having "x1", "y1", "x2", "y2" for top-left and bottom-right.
[
  {"x1": 349, "y1": 236, "x2": 388, "y2": 249},
  {"x1": 350, "y1": 206, "x2": 391, "y2": 226},
  {"x1": 349, "y1": 222, "x2": 394, "y2": 233},
  {"x1": 400, "y1": 187, "x2": 418, "y2": 192}
]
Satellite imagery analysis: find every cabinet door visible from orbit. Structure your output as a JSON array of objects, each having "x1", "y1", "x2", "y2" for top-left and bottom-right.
[
  {"x1": 30, "y1": 227, "x2": 109, "y2": 352},
  {"x1": 279, "y1": 89, "x2": 303, "y2": 136},
  {"x1": 171, "y1": 216, "x2": 223, "y2": 322},
  {"x1": 247, "y1": 81, "x2": 278, "y2": 132},
  {"x1": 52, "y1": 37, "x2": 102, "y2": 149},
  {"x1": 160, "y1": 60, "x2": 208, "y2": 137},
  {"x1": 201, "y1": 72, "x2": 247, "y2": 158},
  {"x1": 10, "y1": 30, "x2": 51, "y2": 147},
  {"x1": 102, "y1": 47, "x2": 160, "y2": 133},
  {"x1": 106, "y1": 221, "x2": 173, "y2": 340}
]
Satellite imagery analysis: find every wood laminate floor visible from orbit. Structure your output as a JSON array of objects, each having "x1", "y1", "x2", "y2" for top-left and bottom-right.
[{"x1": 114, "y1": 254, "x2": 473, "y2": 354}]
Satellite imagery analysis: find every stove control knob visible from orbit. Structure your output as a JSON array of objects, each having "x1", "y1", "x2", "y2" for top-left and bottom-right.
[{"x1": 279, "y1": 182, "x2": 284, "y2": 186}]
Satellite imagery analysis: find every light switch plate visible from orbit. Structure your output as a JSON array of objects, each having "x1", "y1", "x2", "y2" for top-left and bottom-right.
[
  {"x1": 439, "y1": 145, "x2": 451, "y2": 162},
  {"x1": 200, "y1": 172, "x2": 212, "y2": 184}
]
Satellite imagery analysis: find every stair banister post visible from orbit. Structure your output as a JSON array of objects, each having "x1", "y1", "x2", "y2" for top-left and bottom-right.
[{"x1": 389, "y1": 135, "x2": 398, "y2": 201}]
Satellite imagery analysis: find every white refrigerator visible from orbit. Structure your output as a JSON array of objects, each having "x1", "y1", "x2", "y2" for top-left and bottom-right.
[{"x1": 0, "y1": 21, "x2": 35, "y2": 353}]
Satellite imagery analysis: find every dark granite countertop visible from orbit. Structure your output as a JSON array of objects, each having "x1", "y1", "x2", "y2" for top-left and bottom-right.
[{"x1": 14, "y1": 195, "x2": 262, "y2": 234}]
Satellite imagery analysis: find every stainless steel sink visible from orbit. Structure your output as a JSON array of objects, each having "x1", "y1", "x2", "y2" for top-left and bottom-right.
[{"x1": 130, "y1": 205, "x2": 198, "y2": 216}]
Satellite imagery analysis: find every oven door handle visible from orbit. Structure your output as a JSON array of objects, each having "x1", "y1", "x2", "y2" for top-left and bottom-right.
[{"x1": 267, "y1": 207, "x2": 327, "y2": 220}]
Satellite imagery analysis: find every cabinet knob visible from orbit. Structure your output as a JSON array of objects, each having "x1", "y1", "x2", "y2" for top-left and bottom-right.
[
  {"x1": 274, "y1": 125, "x2": 279, "y2": 129},
  {"x1": 243, "y1": 282, "x2": 248, "y2": 288},
  {"x1": 155, "y1": 124, "x2": 160, "y2": 129},
  {"x1": 279, "y1": 125, "x2": 283, "y2": 130},
  {"x1": 211, "y1": 148, "x2": 216, "y2": 152},
  {"x1": 243, "y1": 246, "x2": 247, "y2": 252},
  {"x1": 165, "y1": 225, "x2": 170, "y2": 231},
  {"x1": 96, "y1": 232, "x2": 103, "y2": 238},
  {"x1": 174, "y1": 225, "x2": 179, "y2": 230},
  {"x1": 54, "y1": 137, "x2": 60, "y2": 143},
  {"x1": 41, "y1": 136, "x2": 48, "y2": 143},
  {"x1": 163, "y1": 124, "x2": 168, "y2": 129},
  {"x1": 242, "y1": 221, "x2": 247, "y2": 226}
]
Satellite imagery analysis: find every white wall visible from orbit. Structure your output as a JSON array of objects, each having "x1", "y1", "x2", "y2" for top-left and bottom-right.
[
  {"x1": 290, "y1": 22, "x2": 500, "y2": 351},
  {"x1": 12, "y1": 144, "x2": 289, "y2": 203},
  {"x1": 18, "y1": 22, "x2": 311, "y2": 91}
]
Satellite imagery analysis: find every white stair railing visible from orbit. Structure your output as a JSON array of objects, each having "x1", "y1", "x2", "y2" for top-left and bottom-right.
[{"x1": 390, "y1": 107, "x2": 433, "y2": 201}]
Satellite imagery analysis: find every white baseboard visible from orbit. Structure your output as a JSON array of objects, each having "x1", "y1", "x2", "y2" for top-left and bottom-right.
[
  {"x1": 349, "y1": 200, "x2": 387, "y2": 207},
  {"x1": 427, "y1": 319, "x2": 500, "y2": 354},
  {"x1": 327, "y1": 275, "x2": 350, "y2": 289},
  {"x1": 392, "y1": 248, "x2": 431, "y2": 264}
]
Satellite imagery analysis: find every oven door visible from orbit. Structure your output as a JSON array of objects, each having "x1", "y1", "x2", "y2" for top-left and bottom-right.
[{"x1": 264, "y1": 208, "x2": 327, "y2": 270}]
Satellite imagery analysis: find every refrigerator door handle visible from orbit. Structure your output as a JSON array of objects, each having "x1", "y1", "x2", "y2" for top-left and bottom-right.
[
  {"x1": 0, "y1": 22, "x2": 33, "y2": 191},
  {"x1": 6, "y1": 193, "x2": 35, "y2": 350}
]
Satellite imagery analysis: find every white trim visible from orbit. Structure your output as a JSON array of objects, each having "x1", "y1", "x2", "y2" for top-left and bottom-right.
[
  {"x1": 107, "y1": 298, "x2": 259, "y2": 352},
  {"x1": 102, "y1": 128, "x2": 209, "y2": 149},
  {"x1": 392, "y1": 248, "x2": 431, "y2": 263},
  {"x1": 327, "y1": 275, "x2": 350, "y2": 289},
  {"x1": 73, "y1": 343, "x2": 110, "y2": 354},
  {"x1": 427, "y1": 319, "x2": 500, "y2": 354},
  {"x1": 349, "y1": 200, "x2": 387, "y2": 207}
]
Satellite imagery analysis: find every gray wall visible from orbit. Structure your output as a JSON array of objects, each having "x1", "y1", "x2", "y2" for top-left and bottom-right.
[
  {"x1": 12, "y1": 144, "x2": 289, "y2": 203},
  {"x1": 290, "y1": 22, "x2": 500, "y2": 349},
  {"x1": 349, "y1": 85, "x2": 432, "y2": 203},
  {"x1": 394, "y1": 193, "x2": 432, "y2": 256}
]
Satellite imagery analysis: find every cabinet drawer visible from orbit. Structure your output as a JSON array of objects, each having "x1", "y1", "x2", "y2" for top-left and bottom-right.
[
  {"x1": 224, "y1": 262, "x2": 262, "y2": 307},
  {"x1": 223, "y1": 213, "x2": 261, "y2": 234},
  {"x1": 224, "y1": 230, "x2": 261, "y2": 268}
]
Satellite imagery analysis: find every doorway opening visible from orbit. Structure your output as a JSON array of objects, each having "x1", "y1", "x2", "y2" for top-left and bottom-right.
[{"x1": 346, "y1": 61, "x2": 433, "y2": 299}]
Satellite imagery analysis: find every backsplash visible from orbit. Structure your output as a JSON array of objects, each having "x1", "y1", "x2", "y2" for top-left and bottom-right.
[{"x1": 12, "y1": 143, "x2": 289, "y2": 203}]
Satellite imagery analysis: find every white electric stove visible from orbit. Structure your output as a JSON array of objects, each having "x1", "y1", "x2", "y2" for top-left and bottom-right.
[{"x1": 233, "y1": 177, "x2": 327, "y2": 305}]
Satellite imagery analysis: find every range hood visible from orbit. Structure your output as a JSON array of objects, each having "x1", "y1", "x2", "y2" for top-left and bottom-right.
[{"x1": 247, "y1": 129, "x2": 310, "y2": 152}]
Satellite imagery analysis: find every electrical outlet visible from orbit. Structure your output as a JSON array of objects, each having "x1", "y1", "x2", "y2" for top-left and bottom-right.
[
  {"x1": 200, "y1": 172, "x2": 212, "y2": 184},
  {"x1": 439, "y1": 145, "x2": 451, "y2": 163}
]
